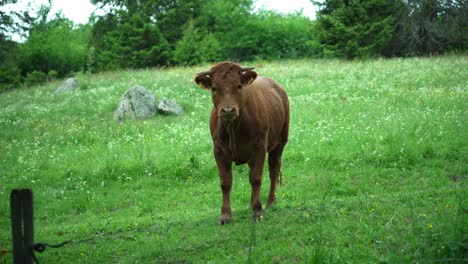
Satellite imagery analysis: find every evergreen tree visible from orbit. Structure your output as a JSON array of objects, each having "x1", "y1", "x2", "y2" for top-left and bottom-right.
[
  {"x1": 173, "y1": 20, "x2": 202, "y2": 65},
  {"x1": 91, "y1": 0, "x2": 203, "y2": 48},
  {"x1": 441, "y1": 0, "x2": 468, "y2": 52},
  {"x1": 90, "y1": 10, "x2": 170, "y2": 70},
  {"x1": 390, "y1": 0, "x2": 468, "y2": 56},
  {"x1": 0, "y1": 0, "x2": 33, "y2": 91},
  {"x1": 0, "y1": 38, "x2": 21, "y2": 92},
  {"x1": 314, "y1": 0, "x2": 400, "y2": 59}
]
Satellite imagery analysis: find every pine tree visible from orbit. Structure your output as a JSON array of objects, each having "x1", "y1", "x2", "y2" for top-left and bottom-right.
[{"x1": 314, "y1": 0, "x2": 400, "y2": 59}]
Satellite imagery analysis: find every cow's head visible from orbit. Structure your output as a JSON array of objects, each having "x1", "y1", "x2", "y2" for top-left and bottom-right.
[{"x1": 195, "y1": 61, "x2": 257, "y2": 121}]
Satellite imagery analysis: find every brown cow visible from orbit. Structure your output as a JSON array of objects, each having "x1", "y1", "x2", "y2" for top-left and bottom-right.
[{"x1": 195, "y1": 61, "x2": 289, "y2": 224}]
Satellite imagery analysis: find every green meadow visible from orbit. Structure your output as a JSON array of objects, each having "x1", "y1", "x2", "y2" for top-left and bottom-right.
[{"x1": 0, "y1": 56, "x2": 466, "y2": 263}]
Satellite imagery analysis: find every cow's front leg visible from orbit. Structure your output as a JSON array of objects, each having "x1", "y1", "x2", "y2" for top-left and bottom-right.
[
  {"x1": 215, "y1": 146, "x2": 233, "y2": 225},
  {"x1": 248, "y1": 149, "x2": 266, "y2": 221}
]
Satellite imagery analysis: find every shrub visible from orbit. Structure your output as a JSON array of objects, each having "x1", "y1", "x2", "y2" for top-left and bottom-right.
[
  {"x1": 20, "y1": 18, "x2": 90, "y2": 77},
  {"x1": 25, "y1": 70, "x2": 47, "y2": 86},
  {"x1": 85, "y1": 46, "x2": 96, "y2": 73},
  {"x1": 252, "y1": 11, "x2": 317, "y2": 59},
  {"x1": 47, "y1": 70, "x2": 58, "y2": 81}
]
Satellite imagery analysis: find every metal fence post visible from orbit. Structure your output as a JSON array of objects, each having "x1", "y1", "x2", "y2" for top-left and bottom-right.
[{"x1": 10, "y1": 189, "x2": 34, "y2": 264}]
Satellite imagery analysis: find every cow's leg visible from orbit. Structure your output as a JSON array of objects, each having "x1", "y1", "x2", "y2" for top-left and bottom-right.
[
  {"x1": 266, "y1": 143, "x2": 285, "y2": 208},
  {"x1": 248, "y1": 150, "x2": 266, "y2": 221},
  {"x1": 215, "y1": 147, "x2": 233, "y2": 225}
]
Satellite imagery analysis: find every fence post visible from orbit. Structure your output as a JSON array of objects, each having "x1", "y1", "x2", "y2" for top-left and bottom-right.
[{"x1": 10, "y1": 189, "x2": 34, "y2": 264}]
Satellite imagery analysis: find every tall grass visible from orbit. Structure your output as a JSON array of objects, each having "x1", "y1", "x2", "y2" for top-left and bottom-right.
[{"x1": 0, "y1": 56, "x2": 466, "y2": 263}]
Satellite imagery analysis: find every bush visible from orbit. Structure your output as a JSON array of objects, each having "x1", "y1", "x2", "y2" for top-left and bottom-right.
[
  {"x1": 21, "y1": 17, "x2": 90, "y2": 77},
  {"x1": 194, "y1": 2, "x2": 319, "y2": 61},
  {"x1": 47, "y1": 70, "x2": 58, "y2": 81},
  {"x1": 252, "y1": 11, "x2": 317, "y2": 59},
  {"x1": 25, "y1": 70, "x2": 47, "y2": 86},
  {"x1": 85, "y1": 46, "x2": 96, "y2": 73}
]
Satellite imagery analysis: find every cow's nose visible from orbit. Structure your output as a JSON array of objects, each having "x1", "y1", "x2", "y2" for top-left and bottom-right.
[{"x1": 221, "y1": 106, "x2": 235, "y2": 114}]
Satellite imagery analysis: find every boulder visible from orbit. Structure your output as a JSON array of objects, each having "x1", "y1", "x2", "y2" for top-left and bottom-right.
[
  {"x1": 113, "y1": 86, "x2": 157, "y2": 121},
  {"x1": 54, "y1": 78, "x2": 79, "y2": 94},
  {"x1": 157, "y1": 99, "x2": 183, "y2": 116}
]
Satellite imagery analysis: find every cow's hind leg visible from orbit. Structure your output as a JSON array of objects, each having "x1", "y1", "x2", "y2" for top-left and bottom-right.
[{"x1": 266, "y1": 143, "x2": 285, "y2": 208}]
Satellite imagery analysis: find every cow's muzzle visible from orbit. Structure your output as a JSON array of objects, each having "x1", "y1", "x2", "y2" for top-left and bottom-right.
[{"x1": 219, "y1": 106, "x2": 238, "y2": 121}]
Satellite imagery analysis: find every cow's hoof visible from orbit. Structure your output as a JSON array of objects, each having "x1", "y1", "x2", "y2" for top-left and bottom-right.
[
  {"x1": 266, "y1": 199, "x2": 276, "y2": 208},
  {"x1": 218, "y1": 215, "x2": 231, "y2": 225},
  {"x1": 252, "y1": 211, "x2": 263, "y2": 222}
]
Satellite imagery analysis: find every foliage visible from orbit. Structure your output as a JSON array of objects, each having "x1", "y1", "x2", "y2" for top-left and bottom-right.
[
  {"x1": 315, "y1": 0, "x2": 399, "y2": 59},
  {"x1": 88, "y1": 0, "x2": 318, "y2": 68},
  {"x1": 0, "y1": 0, "x2": 18, "y2": 39},
  {"x1": 2, "y1": 0, "x2": 468, "y2": 90},
  {"x1": 314, "y1": 0, "x2": 468, "y2": 58},
  {"x1": 47, "y1": 70, "x2": 58, "y2": 81},
  {"x1": 198, "y1": 33, "x2": 222, "y2": 63},
  {"x1": 89, "y1": 11, "x2": 170, "y2": 71},
  {"x1": 200, "y1": 0, "x2": 256, "y2": 60},
  {"x1": 173, "y1": 20, "x2": 222, "y2": 65},
  {"x1": 140, "y1": 0, "x2": 204, "y2": 46},
  {"x1": 84, "y1": 46, "x2": 96, "y2": 73},
  {"x1": 0, "y1": 0, "x2": 35, "y2": 40},
  {"x1": 441, "y1": 0, "x2": 468, "y2": 51},
  {"x1": 177, "y1": 0, "x2": 318, "y2": 62},
  {"x1": 25, "y1": 70, "x2": 47, "y2": 86},
  {"x1": 250, "y1": 11, "x2": 316, "y2": 59},
  {"x1": 173, "y1": 20, "x2": 203, "y2": 65},
  {"x1": 20, "y1": 16, "x2": 91, "y2": 77},
  {"x1": 91, "y1": 0, "x2": 203, "y2": 44},
  {"x1": 388, "y1": 0, "x2": 468, "y2": 56},
  {"x1": 0, "y1": 0, "x2": 40, "y2": 91},
  {"x1": 0, "y1": 57, "x2": 466, "y2": 262},
  {"x1": 0, "y1": 39, "x2": 21, "y2": 92}
]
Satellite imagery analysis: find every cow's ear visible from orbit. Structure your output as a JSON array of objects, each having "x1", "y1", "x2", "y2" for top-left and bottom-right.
[
  {"x1": 241, "y1": 70, "x2": 257, "y2": 86},
  {"x1": 195, "y1": 75, "x2": 212, "y2": 89}
]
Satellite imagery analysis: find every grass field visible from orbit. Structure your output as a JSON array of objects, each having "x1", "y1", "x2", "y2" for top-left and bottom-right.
[{"x1": 0, "y1": 56, "x2": 467, "y2": 263}]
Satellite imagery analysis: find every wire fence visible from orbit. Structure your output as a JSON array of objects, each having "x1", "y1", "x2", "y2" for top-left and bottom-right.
[{"x1": 5, "y1": 188, "x2": 466, "y2": 263}]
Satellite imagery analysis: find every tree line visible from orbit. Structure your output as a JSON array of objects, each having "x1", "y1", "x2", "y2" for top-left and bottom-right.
[
  {"x1": 314, "y1": 0, "x2": 467, "y2": 59},
  {"x1": 0, "y1": 0, "x2": 466, "y2": 92}
]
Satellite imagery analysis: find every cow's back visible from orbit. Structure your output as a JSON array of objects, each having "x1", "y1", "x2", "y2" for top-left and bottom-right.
[{"x1": 243, "y1": 77, "x2": 289, "y2": 152}]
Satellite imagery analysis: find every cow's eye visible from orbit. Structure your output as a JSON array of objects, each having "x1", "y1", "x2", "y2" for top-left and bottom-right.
[
  {"x1": 211, "y1": 87, "x2": 217, "y2": 92},
  {"x1": 237, "y1": 85, "x2": 242, "y2": 90}
]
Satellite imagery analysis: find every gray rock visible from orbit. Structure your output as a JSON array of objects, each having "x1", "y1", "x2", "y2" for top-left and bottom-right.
[
  {"x1": 157, "y1": 99, "x2": 183, "y2": 116},
  {"x1": 54, "y1": 78, "x2": 79, "y2": 94},
  {"x1": 113, "y1": 86, "x2": 157, "y2": 121}
]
